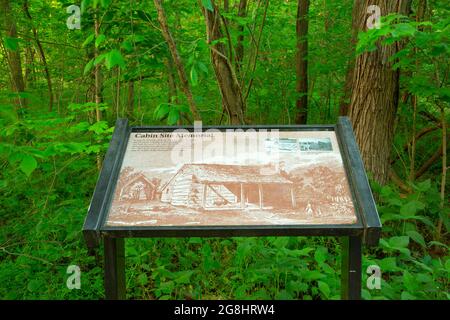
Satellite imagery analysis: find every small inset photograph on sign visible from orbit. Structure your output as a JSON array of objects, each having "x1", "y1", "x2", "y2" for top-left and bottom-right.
[
  {"x1": 265, "y1": 138, "x2": 298, "y2": 152},
  {"x1": 299, "y1": 138, "x2": 333, "y2": 152}
]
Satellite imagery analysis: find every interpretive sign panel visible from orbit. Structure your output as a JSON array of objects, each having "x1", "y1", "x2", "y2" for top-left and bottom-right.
[
  {"x1": 82, "y1": 117, "x2": 381, "y2": 300},
  {"x1": 106, "y1": 130, "x2": 357, "y2": 227}
]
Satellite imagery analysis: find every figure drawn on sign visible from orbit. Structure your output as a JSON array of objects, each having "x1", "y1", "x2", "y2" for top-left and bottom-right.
[
  {"x1": 305, "y1": 202, "x2": 313, "y2": 216},
  {"x1": 317, "y1": 208, "x2": 323, "y2": 217}
]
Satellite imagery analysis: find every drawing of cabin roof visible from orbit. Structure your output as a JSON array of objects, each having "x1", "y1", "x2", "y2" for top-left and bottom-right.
[
  {"x1": 160, "y1": 164, "x2": 295, "y2": 210},
  {"x1": 118, "y1": 172, "x2": 158, "y2": 201},
  {"x1": 124, "y1": 173, "x2": 155, "y2": 189},
  {"x1": 161, "y1": 163, "x2": 292, "y2": 191}
]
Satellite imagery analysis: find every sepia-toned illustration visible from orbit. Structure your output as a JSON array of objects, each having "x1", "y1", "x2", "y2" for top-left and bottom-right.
[{"x1": 106, "y1": 131, "x2": 357, "y2": 227}]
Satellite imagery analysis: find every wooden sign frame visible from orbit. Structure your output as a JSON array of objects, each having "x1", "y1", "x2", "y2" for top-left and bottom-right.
[{"x1": 83, "y1": 117, "x2": 381, "y2": 300}]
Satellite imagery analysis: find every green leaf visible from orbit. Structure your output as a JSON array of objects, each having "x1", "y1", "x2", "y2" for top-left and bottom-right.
[
  {"x1": 27, "y1": 279, "x2": 44, "y2": 292},
  {"x1": 275, "y1": 289, "x2": 294, "y2": 300},
  {"x1": 415, "y1": 179, "x2": 431, "y2": 192},
  {"x1": 362, "y1": 289, "x2": 372, "y2": 300},
  {"x1": 431, "y1": 44, "x2": 448, "y2": 56},
  {"x1": 174, "y1": 271, "x2": 193, "y2": 284},
  {"x1": 137, "y1": 273, "x2": 148, "y2": 286},
  {"x1": 401, "y1": 291, "x2": 416, "y2": 300},
  {"x1": 428, "y1": 241, "x2": 449, "y2": 250},
  {"x1": 84, "y1": 59, "x2": 94, "y2": 75},
  {"x1": 403, "y1": 270, "x2": 419, "y2": 292},
  {"x1": 314, "y1": 246, "x2": 328, "y2": 264},
  {"x1": 105, "y1": 49, "x2": 125, "y2": 70},
  {"x1": 95, "y1": 34, "x2": 106, "y2": 48},
  {"x1": 89, "y1": 121, "x2": 109, "y2": 135},
  {"x1": 289, "y1": 247, "x2": 314, "y2": 257},
  {"x1": 392, "y1": 23, "x2": 416, "y2": 38},
  {"x1": 445, "y1": 259, "x2": 450, "y2": 272},
  {"x1": 272, "y1": 237, "x2": 289, "y2": 248},
  {"x1": 121, "y1": 40, "x2": 133, "y2": 53},
  {"x1": 4, "y1": 37, "x2": 19, "y2": 51},
  {"x1": 197, "y1": 61, "x2": 208, "y2": 74},
  {"x1": 406, "y1": 231, "x2": 426, "y2": 247},
  {"x1": 177, "y1": 105, "x2": 191, "y2": 114},
  {"x1": 377, "y1": 257, "x2": 399, "y2": 272},
  {"x1": 301, "y1": 270, "x2": 326, "y2": 281},
  {"x1": 154, "y1": 103, "x2": 170, "y2": 120},
  {"x1": 317, "y1": 281, "x2": 330, "y2": 298},
  {"x1": 202, "y1": 0, "x2": 214, "y2": 12},
  {"x1": 167, "y1": 108, "x2": 179, "y2": 125},
  {"x1": 389, "y1": 236, "x2": 409, "y2": 248},
  {"x1": 416, "y1": 273, "x2": 433, "y2": 284},
  {"x1": 409, "y1": 259, "x2": 432, "y2": 273},
  {"x1": 188, "y1": 237, "x2": 202, "y2": 244},
  {"x1": 190, "y1": 66, "x2": 198, "y2": 86},
  {"x1": 82, "y1": 34, "x2": 95, "y2": 47},
  {"x1": 9, "y1": 151, "x2": 23, "y2": 165},
  {"x1": 94, "y1": 53, "x2": 108, "y2": 65},
  {"x1": 400, "y1": 200, "x2": 425, "y2": 216},
  {"x1": 19, "y1": 154, "x2": 37, "y2": 177},
  {"x1": 100, "y1": 0, "x2": 112, "y2": 7},
  {"x1": 81, "y1": 0, "x2": 91, "y2": 13}
]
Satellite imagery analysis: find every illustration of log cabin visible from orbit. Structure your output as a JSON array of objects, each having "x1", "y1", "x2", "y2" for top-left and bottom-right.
[
  {"x1": 160, "y1": 164, "x2": 296, "y2": 210},
  {"x1": 118, "y1": 173, "x2": 159, "y2": 201}
]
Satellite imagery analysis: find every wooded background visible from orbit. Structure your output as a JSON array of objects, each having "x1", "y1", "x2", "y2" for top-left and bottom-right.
[{"x1": 0, "y1": 0, "x2": 448, "y2": 299}]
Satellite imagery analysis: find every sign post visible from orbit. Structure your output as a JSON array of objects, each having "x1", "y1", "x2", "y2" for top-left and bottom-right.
[{"x1": 83, "y1": 117, "x2": 381, "y2": 300}]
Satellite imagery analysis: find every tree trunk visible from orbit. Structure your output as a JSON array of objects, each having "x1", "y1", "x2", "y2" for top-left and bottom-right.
[
  {"x1": 94, "y1": 13, "x2": 102, "y2": 170},
  {"x1": 24, "y1": 41, "x2": 35, "y2": 89},
  {"x1": 153, "y1": 0, "x2": 200, "y2": 121},
  {"x1": 94, "y1": 14, "x2": 102, "y2": 123},
  {"x1": 339, "y1": 0, "x2": 365, "y2": 116},
  {"x1": 416, "y1": 0, "x2": 427, "y2": 30},
  {"x1": 127, "y1": 80, "x2": 134, "y2": 117},
  {"x1": 347, "y1": 0, "x2": 412, "y2": 185},
  {"x1": 23, "y1": 0, "x2": 53, "y2": 112},
  {"x1": 295, "y1": 0, "x2": 309, "y2": 124},
  {"x1": 235, "y1": 0, "x2": 247, "y2": 75},
  {"x1": 1, "y1": 0, "x2": 26, "y2": 112},
  {"x1": 165, "y1": 57, "x2": 178, "y2": 103},
  {"x1": 201, "y1": 0, "x2": 245, "y2": 125},
  {"x1": 116, "y1": 68, "x2": 121, "y2": 116},
  {"x1": 409, "y1": 0, "x2": 426, "y2": 181}
]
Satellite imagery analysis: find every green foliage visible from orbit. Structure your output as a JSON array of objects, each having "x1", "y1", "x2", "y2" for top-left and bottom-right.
[
  {"x1": 4, "y1": 36, "x2": 19, "y2": 51},
  {"x1": 19, "y1": 154, "x2": 38, "y2": 177},
  {"x1": 105, "y1": 50, "x2": 125, "y2": 70},
  {"x1": 201, "y1": 0, "x2": 214, "y2": 12},
  {"x1": 0, "y1": 0, "x2": 448, "y2": 301},
  {"x1": 153, "y1": 103, "x2": 191, "y2": 125}
]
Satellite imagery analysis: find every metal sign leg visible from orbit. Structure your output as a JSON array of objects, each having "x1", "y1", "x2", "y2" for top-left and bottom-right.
[
  {"x1": 104, "y1": 237, "x2": 126, "y2": 300},
  {"x1": 341, "y1": 236, "x2": 362, "y2": 300}
]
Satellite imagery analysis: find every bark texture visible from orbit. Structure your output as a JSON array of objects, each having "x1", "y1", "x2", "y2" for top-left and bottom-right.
[
  {"x1": 201, "y1": 0, "x2": 245, "y2": 125},
  {"x1": 339, "y1": 0, "x2": 366, "y2": 116},
  {"x1": 295, "y1": 0, "x2": 309, "y2": 124},
  {"x1": 23, "y1": 0, "x2": 53, "y2": 112},
  {"x1": 348, "y1": 0, "x2": 412, "y2": 185},
  {"x1": 235, "y1": 0, "x2": 247, "y2": 75},
  {"x1": 154, "y1": 0, "x2": 200, "y2": 121},
  {"x1": 1, "y1": 0, "x2": 26, "y2": 110}
]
